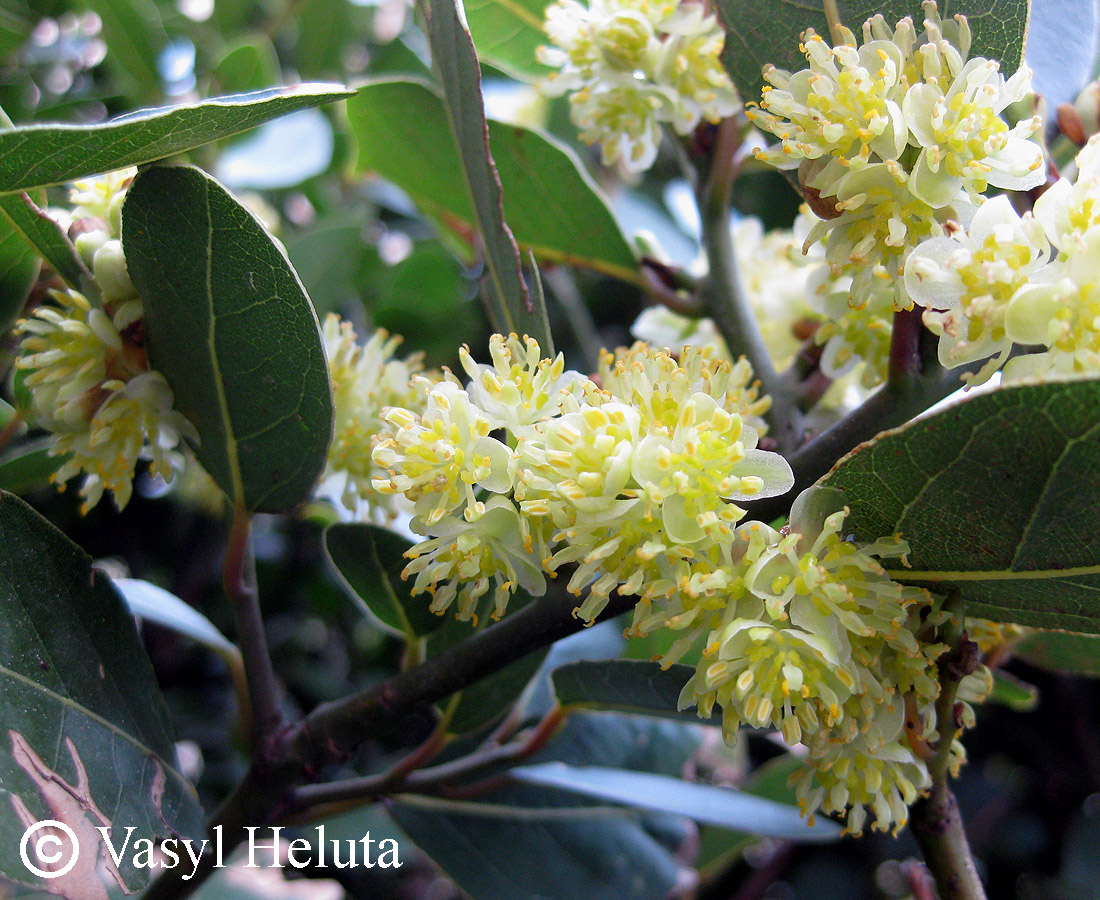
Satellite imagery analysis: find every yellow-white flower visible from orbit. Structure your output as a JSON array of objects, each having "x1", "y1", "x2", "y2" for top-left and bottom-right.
[
  {"x1": 15, "y1": 290, "x2": 195, "y2": 513},
  {"x1": 538, "y1": 0, "x2": 738, "y2": 171},
  {"x1": 322, "y1": 314, "x2": 430, "y2": 520},
  {"x1": 905, "y1": 194, "x2": 1050, "y2": 382}
]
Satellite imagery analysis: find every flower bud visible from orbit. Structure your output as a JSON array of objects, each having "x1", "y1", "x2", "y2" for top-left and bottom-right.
[{"x1": 92, "y1": 239, "x2": 137, "y2": 304}]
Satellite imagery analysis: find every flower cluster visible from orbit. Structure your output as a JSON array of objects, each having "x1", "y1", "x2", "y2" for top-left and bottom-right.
[
  {"x1": 14, "y1": 171, "x2": 196, "y2": 513},
  {"x1": 748, "y1": 2, "x2": 1045, "y2": 310},
  {"x1": 906, "y1": 135, "x2": 1100, "y2": 382},
  {"x1": 671, "y1": 488, "x2": 992, "y2": 834},
  {"x1": 322, "y1": 315, "x2": 435, "y2": 519},
  {"x1": 537, "y1": 0, "x2": 738, "y2": 172},
  {"x1": 370, "y1": 334, "x2": 792, "y2": 624}
]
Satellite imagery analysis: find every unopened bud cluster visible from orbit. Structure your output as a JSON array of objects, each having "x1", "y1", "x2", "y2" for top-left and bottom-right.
[
  {"x1": 537, "y1": 0, "x2": 738, "y2": 171},
  {"x1": 14, "y1": 170, "x2": 195, "y2": 512}
]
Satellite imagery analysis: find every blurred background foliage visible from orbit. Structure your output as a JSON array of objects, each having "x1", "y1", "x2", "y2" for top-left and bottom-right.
[{"x1": 2, "y1": 1, "x2": 1100, "y2": 898}]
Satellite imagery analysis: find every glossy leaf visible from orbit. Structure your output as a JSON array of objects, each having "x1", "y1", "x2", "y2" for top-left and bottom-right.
[
  {"x1": 0, "y1": 197, "x2": 39, "y2": 336},
  {"x1": 551, "y1": 659, "x2": 719, "y2": 724},
  {"x1": 718, "y1": 0, "x2": 1031, "y2": 106},
  {"x1": 0, "y1": 493, "x2": 204, "y2": 894},
  {"x1": 0, "y1": 191, "x2": 88, "y2": 291},
  {"x1": 1014, "y1": 630, "x2": 1100, "y2": 677},
  {"x1": 416, "y1": 0, "x2": 553, "y2": 351},
  {"x1": 324, "y1": 523, "x2": 443, "y2": 638},
  {"x1": 0, "y1": 84, "x2": 352, "y2": 194},
  {"x1": 349, "y1": 79, "x2": 640, "y2": 286},
  {"x1": 465, "y1": 0, "x2": 553, "y2": 79},
  {"x1": 122, "y1": 165, "x2": 333, "y2": 512},
  {"x1": 822, "y1": 378, "x2": 1100, "y2": 632},
  {"x1": 511, "y1": 763, "x2": 840, "y2": 841},
  {"x1": 1026, "y1": 0, "x2": 1098, "y2": 111}
]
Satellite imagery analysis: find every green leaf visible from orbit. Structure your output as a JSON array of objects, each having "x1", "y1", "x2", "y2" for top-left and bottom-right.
[
  {"x1": 510, "y1": 763, "x2": 840, "y2": 841},
  {"x1": 81, "y1": 0, "x2": 166, "y2": 101},
  {"x1": 1014, "y1": 630, "x2": 1100, "y2": 677},
  {"x1": 0, "y1": 492, "x2": 204, "y2": 894},
  {"x1": 212, "y1": 37, "x2": 281, "y2": 94},
  {"x1": 348, "y1": 79, "x2": 640, "y2": 286},
  {"x1": 0, "y1": 439, "x2": 64, "y2": 495},
  {"x1": 465, "y1": 0, "x2": 553, "y2": 79},
  {"x1": 821, "y1": 378, "x2": 1100, "y2": 632},
  {"x1": 417, "y1": 0, "x2": 554, "y2": 351},
  {"x1": 551, "y1": 659, "x2": 719, "y2": 725},
  {"x1": 391, "y1": 791, "x2": 682, "y2": 900},
  {"x1": 296, "y1": 0, "x2": 354, "y2": 79},
  {"x1": 0, "y1": 198, "x2": 39, "y2": 336},
  {"x1": 718, "y1": 0, "x2": 1031, "y2": 106},
  {"x1": 0, "y1": 84, "x2": 353, "y2": 194},
  {"x1": 324, "y1": 523, "x2": 444, "y2": 638},
  {"x1": 122, "y1": 164, "x2": 333, "y2": 512},
  {"x1": 391, "y1": 712, "x2": 703, "y2": 900},
  {"x1": 0, "y1": 191, "x2": 89, "y2": 291},
  {"x1": 988, "y1": 669, "x2": 1039, "y2": 711}
]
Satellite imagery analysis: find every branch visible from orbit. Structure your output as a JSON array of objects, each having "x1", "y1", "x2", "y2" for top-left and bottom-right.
[
  {"x1": 910, "y1": 610, "x2": 987, "y2": 900},
  {"x1": 224, "y1": 507, "x2": 282, "y2": 750},
  {"x1": 693, "y1": 118, "x2": 802, "y2": 453},
  {"x1": 142, "y1": 582, "x2": 634, "y2": 900}
]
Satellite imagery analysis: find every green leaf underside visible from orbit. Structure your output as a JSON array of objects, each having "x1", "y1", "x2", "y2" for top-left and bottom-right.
[
  {"x1": 1014, "y1": 630, "x2": 1100, "y2": 677},
  {"x1": 0, "y1": 493, "x2": 203, "y2": 893},
  {"x1": 511, "y1": 764, "x2": 840, "y2": 841},
  {"x1": 112, "y1": 578, "x2": 237, "y2": 658},
  {"x1": 122, "y1": 165, "x2": 333, "y2": 512},
  {"x1": 349, "y1": 79, "x2": 639, "y2": 286},
  {"x1": 551, "y1": 659, "x2": 720, "y2": 725},
  {"x1": 718, "y1": 0, "x2": 1031, "y2": 107},
  {"x1": 324, "y1": 523, "x2": 443, "y2": 638},
  {"x1": 822, "y1": 378, "x2": 1100, "y2": 632},
  {"x1": 465, "y1": 0, "x2": 554, "y2": 79},
  {"x1": 0, "y1": 439, "x2": 63, "y2": 495},
  {"x1": 0, "y1": 190, "x2": 88, "y2": 290},
  {"x1": 0, "y1": 84, "x2": 353, "y2": 194}
]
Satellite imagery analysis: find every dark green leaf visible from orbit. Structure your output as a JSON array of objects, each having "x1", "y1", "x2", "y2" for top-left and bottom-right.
[
  {"x1": 0, "y1": 493, "x2": 204, "y2": 894},
  {"x1": 349, "y1": 79, "x2": 640, "y2": 286},
  {"x1": 391, "y1": 790, "x2": 682, "y2": 900},
  {"x1": 393, "y1": 713, "x2": 703, "y2": 899},
  {"x1": 719, "y1": 0, "x2": 1031, "y2": 107},
  {"x1": 212, "y1": 38, "x2": 281, "y2": 94},
  {"x1": 822, "y1": 378, "x2": 1100, "y2": 632},
  {"x1": 417, "y1": 1, "x2": 553, "y2": 351},
  {"x1": 324, "y1": 523, "x2": 443, "y2": 638},
  {"x1": 1014, "y1": 630, "x2": 1100, "y2": 677},
  {"x1": 122, "y1": 164, "x2": 333, "y2": 512},
  {"x1": 81, "y1": 0, "x2": 166, "y2": 101},
  {"x1": 551, "y1": 659, "x2": 719, "y2": 724},
  {"x1": 0, "y1": 198, "x2": 39, "y2": 336},
  {"x1": 0, "y1": 84, "x2": 352, "y2": 194},
  {"x1": 511, "y1": 763, "x2": 840, "y2": 841},
  {"x1": 0, "y1": 191, "x2": 88, "y2": 291},
  {"x1": 0, "y1": 439, "x2": 64, "y2": 495},
  {"x1": 465, "y1": 0, "x2": 553, "y2": 79}
]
